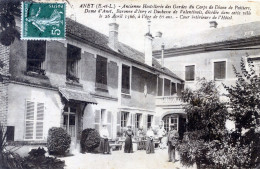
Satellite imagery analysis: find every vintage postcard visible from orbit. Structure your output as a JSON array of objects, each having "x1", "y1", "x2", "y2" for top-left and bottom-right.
[{"x1": 0, "y1": 0, "x2": 260, "y2": 169}]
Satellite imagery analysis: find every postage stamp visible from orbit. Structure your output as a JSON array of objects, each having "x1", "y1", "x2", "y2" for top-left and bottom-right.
[{"x1": 21, "y1": 2, "x2": 66, "y2": 40}]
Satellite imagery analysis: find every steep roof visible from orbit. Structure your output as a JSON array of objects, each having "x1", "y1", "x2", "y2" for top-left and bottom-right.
[
  {"x1": 66, "y1": 18, "x2": 183, "y2": 82},
  {"x1": 153, "y1": 21, "x2": 260, "y2": 51}
]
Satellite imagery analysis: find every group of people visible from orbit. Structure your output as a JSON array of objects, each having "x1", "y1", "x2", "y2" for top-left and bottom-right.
[{"x1": 99, "y1": 123, "x2": 179, "y2": 162}]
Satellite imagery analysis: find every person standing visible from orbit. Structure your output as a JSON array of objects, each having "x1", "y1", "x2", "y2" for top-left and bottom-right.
[
  {"x1": 124, "y1": 125, "x2": 134, "y2": 153},
  {"x1": 99, "y1": 123, "x2": 111, "y2": 154},
  {"x1": 167, "y1": 125, "x2": 179, "y2": 162},
  {"x1": 158, "y1": 124, "x2": 166, "y2": 149},
  {"x1": 146, "y1": 126, "x2": 155, "y2": 154}
]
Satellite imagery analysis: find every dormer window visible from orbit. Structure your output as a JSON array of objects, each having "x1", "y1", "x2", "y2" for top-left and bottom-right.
[
  {"x1": 66, "y1": 44, "x2": 81, "y2": 83},
  {"x1": 27, "y1": 41, "x2": 46, "y2": 75}
]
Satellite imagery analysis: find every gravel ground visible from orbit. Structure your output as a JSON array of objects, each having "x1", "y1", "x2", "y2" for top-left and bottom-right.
[{"x1": 59, "y1": 149, "x2": 196, "y2": 169}]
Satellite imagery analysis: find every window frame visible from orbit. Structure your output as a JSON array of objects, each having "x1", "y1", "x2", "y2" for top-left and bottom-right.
[
  {"x1": 26, "y1": 41, "x2": 46, "y2": 75},
  {"x1": 185, "y1": 65, "x2": 195, "y2": 81},
  {"x1": 66, "y1": 44, "x2": 81, "y2": 83},
  {"x1": 121, "y1": 111, "x2": 129, "y2": 128},
  {"x1": 212, "y1": 59, "x2": 227, "y2": 80},
  {"x1": 24, "y1": 100, "x2": 45, "y2": 141},
  {"x1": 96, "y1": 55, "x2": 108, "y2": 90},
  {"x1": 170, "y1": 82, "x2": 177, "y2": 96},
  {"x1": 121, "y1": 64, "x2": 131, "y2": 95},
  {"x1": 147, "y1": 115, "x2": 153, "y2": 129}
]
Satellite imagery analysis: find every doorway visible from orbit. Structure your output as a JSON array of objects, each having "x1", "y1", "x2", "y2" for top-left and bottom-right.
[{"x1": 63, "y1": 106, "x2": 77, "y2": 150}]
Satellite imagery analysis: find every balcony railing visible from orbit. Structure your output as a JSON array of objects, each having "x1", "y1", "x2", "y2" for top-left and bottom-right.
[{"x1": 155, "y1": 95, "x2": 184, "y2": 106}]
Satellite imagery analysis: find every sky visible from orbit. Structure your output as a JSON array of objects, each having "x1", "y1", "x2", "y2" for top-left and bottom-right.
[{"x1": 65, "y1": 0, "x2": 260, "y2": 53}]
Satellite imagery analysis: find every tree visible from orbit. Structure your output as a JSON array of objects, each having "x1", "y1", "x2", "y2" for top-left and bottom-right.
[
  {"x1": 0, "y1": 1, "x2": 21, "y2": 46},
  {"x1": 223, "y1": 56, "x2": 260, "y2": 168},
  {"x1": 182, "y1": 78, "x2": 227, "y2": 141},
  {"x1": 177, "y1": 78, "x2": 228, "y2": 168}
]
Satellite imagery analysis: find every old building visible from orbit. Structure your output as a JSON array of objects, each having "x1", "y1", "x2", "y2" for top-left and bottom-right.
[
  {"x1": 0, "y1": 18, "x2": 184, "y2": 151},
  {"x1": 153, "y1": 21, "x2": 260, "y2": 94}
]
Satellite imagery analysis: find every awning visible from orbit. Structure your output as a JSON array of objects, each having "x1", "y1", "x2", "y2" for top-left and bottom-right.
[{"x1": 59, "y1": 87, "x2": 97, "y2": 104}]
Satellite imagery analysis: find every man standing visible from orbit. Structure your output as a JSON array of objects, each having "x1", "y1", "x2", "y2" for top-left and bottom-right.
[{"x1": 167, "y1": 124, "x2": 179, "y2": 162}]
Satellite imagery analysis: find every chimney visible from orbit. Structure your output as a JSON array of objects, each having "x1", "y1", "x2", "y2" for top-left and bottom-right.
[
  {"x1": 144, "y1": 20, "x2": 153, "y2": 67},
  {"x1": 161, "y1": 43, "x2": 165, "y2": 68},
  {"x1": 108, "y1": 19, "x2": 119, "y2": 51},
  {"x1": 209, "y1": 21, "x2": 218, "y2": 28}
]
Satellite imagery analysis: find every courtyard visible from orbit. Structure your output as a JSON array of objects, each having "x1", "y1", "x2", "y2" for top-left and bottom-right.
[{"x1": 59, "y1": 149, "x2": 195, "y2": 169}]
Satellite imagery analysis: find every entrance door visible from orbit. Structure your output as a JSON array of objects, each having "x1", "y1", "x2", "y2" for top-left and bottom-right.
[
  {"x1": 63, "y1": 107, "x2": 77, "y2": 150},
  {"x1": 162, "y1": 114, "x2": 178, "y2": 132}
]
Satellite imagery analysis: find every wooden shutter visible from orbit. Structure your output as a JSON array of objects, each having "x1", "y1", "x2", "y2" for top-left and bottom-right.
[
  {"x1": 214, "y1": 61, "x2": 226, "y2": 79},
  {"x1": 116, "y1": 111, "x2": 121, "y2": 136},
  {"x1": 107, "y1": 111, "x2": 112, "y2": 137},
  {"x1": 25, "y1": 101, "x2": 35, "y2": 140},
  {"x1": 143, "y1": 114, "x2": 147, "y2": 132},
  {"x1": 36, "y1": 103, "x2": 44, "y2": 139},
  {"x1": 131, "y1": 113, "x2": 135, "y2": 135},
  {"x1": 185, "y1": 65, "x2": 195, "y2": 81},
  {"x1": 25, "y1": 101, "x2": 44, "y2": 140},
  {"x1": 94, "y1": 110, "x2": 101, "y2": 131}
]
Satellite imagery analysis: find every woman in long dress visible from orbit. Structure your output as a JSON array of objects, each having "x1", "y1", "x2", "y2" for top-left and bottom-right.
[
  {"x1": 124, "y1": 125, "x2": 134, "y2": 153},
  {"x1": 146, "y1": 126, "x2": 155, "y2": 154},
  {"x1": 99, "y1": 124, "x2": 110, "y2": 154}
]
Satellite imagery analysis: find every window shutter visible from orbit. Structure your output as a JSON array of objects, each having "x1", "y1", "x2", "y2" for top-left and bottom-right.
[
  {"x1": 25, "y1": 101, "x2": 35, "y2": 140},
  {"x1": 185, "y1": 65, "x2": 195, "y2": 81},
  {"x1": 131, "y1": 113, "x2": 135, "y2": 135},
  {"x1": 36, "y1": 103, "x2": 44, "y2": 139},
  {"x1": 107, "y1": 111, "x2": 112, "y2": 137},
  {"x1": 94, "y1": 110, "x2": 101, "y2": 131},
  {"x1": 116, "y1": 111, "x2": 121, "y2": 135},
  {"x1": 185, "y1": 66, "x2": 190, "y2": 81},
  {"x1": 143, "y1": 114, "x2": 147, "y2": 132},
  {"x1": 214, "y1": 61, "x2": 226, "y2": 79}
]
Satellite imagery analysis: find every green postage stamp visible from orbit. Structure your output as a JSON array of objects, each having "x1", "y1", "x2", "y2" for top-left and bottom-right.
[{"x1": 21, "y1": 2, "x2": 66, "y2": 40}]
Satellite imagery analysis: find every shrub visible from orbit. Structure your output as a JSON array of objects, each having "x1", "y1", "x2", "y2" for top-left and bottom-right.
[
  {"x1": 22, "y1": 147, "x2": 65, "y2": 169},
  {"x1": 80, "y1": 128, "x2": 100, "y2": 153},
  {"x1": 47, "y1": 127, "x2": 71, "y2": 155}
]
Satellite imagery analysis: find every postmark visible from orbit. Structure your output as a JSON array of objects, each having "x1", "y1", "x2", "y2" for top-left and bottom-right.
[{"x1": 21, "y1": 2, "x2": 66, "y2": 40}]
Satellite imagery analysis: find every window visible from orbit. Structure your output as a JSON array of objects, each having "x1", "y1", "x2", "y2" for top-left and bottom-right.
[
  {"x1": 185, "y1": 65, "x2": 195, "y2": 81},
  {"x1": 122, "y1": 65, "x2": 130, "y2": 94},
  {"x1": 171, "y1": 82, "x2": 176, "y2": 95},
  {"x1": 163, "y1": 115, "x2": 178, "y2": 132},
  {"x1": 66, "y1": 44, "x2": 81, "y2": 83},
  {"x1": 96, "y1": 55, "x2": 108, "y2": 90},
  {"x1": 157, "y1": 78, "x2": 163, "y2": 96},
  {"x1": 214, "y1": 61, "x2": 226, "y2": 80},
  {"x1": 164, "y1": 78, "x2": 171, "y2": 96},
  {"x1": 25, "y1": 100, "x2": 44, "y2": 140},
  {"x1": 63, "y1": 106, "x2": 76, "y2": 137},
  {"x1": 121, "y1": 112, "x2": 129, "y2": 128},
  {"x1": 135, "y1": 114, "x2": 142, "y2": 129},
  {"x1": 27, "y1": 41, "x2": 46, "y2": 75},
  {"x1": 147, "y1": 115, "x2": 153, "y2": 128},
  {"x1": 177, "y1": 83, "x2": 184, "y2": 96}
]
